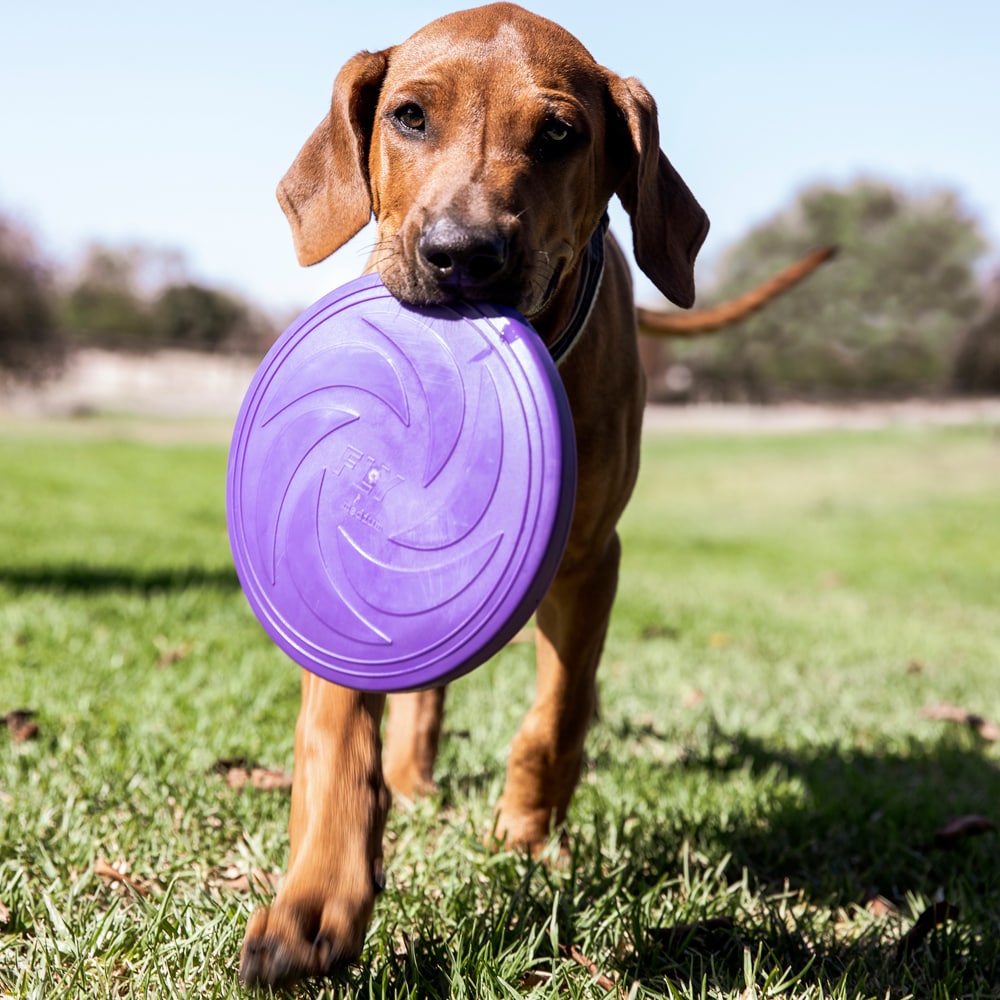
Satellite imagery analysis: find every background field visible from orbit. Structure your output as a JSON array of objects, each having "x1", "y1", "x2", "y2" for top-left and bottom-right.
[{"x1": 1, "y1": 418, "x2": 999, "y2": 998}]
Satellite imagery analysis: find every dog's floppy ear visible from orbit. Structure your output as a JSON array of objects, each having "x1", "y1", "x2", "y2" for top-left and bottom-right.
[
  {"x1": 607, "y1": 75, "x2": 709, "y2": 308},
  {"x1": 277, "y1": 49, "x2": 390, "y2": 266}
]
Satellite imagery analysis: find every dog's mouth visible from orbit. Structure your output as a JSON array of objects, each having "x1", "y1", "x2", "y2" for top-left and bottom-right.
[
  {"x1": 376, "y1": 218, "x2": 569, "y2": 319},
  {"x1": 529, "y1": 259, "x2": 566, "y2": 319},
  {"x1": 380, "y1": 267, "x2": 526, "y2": 311},
  {"x1": 377, "y1": 257, "x2": 569, "y2": 334}
]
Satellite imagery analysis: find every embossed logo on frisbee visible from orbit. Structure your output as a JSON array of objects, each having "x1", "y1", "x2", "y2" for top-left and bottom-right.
[{"x1": 227, "y1": 275, "x2": 576, "y2": 691}]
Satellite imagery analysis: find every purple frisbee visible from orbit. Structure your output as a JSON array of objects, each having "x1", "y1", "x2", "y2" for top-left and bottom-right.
[{"x1": 227, "y1": 274, "x2": 576, "y2": 692}]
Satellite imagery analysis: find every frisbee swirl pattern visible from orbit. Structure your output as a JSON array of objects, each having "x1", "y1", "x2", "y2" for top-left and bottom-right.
[{"x1": 227, "y1": 276, "x2": 576, "y2": 691}]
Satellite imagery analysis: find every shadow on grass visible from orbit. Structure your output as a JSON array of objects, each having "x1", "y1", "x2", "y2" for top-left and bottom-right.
[
  {"x1": 0, "y1": 563, "x2": 241, "y2": 593},
  {"x1": 637, "y1": 723, "x2": 1000, "y2": 897},
  {"x1": 596, "y1": 718, "x2": 1000, "y2": 994}
]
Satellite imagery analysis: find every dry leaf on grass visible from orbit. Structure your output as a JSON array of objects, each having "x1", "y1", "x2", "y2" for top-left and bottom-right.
[
  {"x1": 896, "y1": 901, "x2": 959, "y2": 958},
  {"x1": 3, "y1": 709, "x2": 39, "y2": 742},
  {"x1": 931, "y1": 814, "x2": 996, "y2": 849},
  {"x1": 518, "y1": 970, "x2": 552, "y2": 988},
  {"x1": 212, "y1": 866, "x2": 282, "y2": 894},
  {"x1": 863, "y1": 892, "x2": 900, "y2": 919},
  {"x1": 920, "y1": 703, "x2": 1000, "y2": 741},
  {"x1": 641, "y1": 624, "x2": 679, "y2": 641},
  {"x1": 682, "y1": 688, "x2": 706, "y2": 708},
  {"x1": 562, "y1": 944, "x2": 619, "y2": 993},
  {"x1": 155, "y1": 640, "x2": 193, "y2": 668},
  {"x1": 94, "y1": 857, "x2": 150, "y2": 896},
  {"x1": 211, "y1": 758, "x2": 293, "y2": 791},
  {"x1": 230, "y1": 767, "x2": 293, "y2": 791}
]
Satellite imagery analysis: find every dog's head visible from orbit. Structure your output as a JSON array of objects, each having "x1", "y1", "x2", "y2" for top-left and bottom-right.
[{"x1": 278, "y1": 2, "x2": 708, "y2": 319}]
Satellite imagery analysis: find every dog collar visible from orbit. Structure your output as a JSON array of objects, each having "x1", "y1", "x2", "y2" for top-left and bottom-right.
[{"x1": 547, "y1": 212, "x2": 609, "y2": 367}]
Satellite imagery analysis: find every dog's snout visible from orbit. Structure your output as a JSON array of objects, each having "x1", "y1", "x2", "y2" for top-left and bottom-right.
[{"x1": 418, "y1": 218, "x2": 510, "y2": 291}]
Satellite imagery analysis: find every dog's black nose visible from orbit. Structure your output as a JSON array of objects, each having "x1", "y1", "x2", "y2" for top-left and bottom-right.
[{"x1": 418, "y1": 219, "x2": 510, "y2": 291}]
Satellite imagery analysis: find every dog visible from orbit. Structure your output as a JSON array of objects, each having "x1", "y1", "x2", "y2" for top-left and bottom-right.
[{"x1": 239, "y1": 4, "x2": 825, "y2": 985}]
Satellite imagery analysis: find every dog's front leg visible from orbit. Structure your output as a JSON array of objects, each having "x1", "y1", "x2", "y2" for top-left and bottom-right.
[
  {"x1": 495, "y1": 533, "x2": 621, "y2": 851},
  {"x1": 240, "y1": 673, "x2": 389, "y2": 987}
]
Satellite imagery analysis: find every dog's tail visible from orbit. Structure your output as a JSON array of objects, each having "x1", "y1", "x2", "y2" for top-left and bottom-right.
[{"x1": 637, "y1": 245, "x2": 837, "y2": 337}]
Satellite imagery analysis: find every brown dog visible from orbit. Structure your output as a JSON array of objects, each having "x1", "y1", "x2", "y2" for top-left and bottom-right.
[{"x1": 240, "y1": 3, "x2": 816, "y2": 986}]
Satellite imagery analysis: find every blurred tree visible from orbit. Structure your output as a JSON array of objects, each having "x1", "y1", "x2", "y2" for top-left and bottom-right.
[
  {"x1": 0, "y1": 214, "x2": 64, "y2": 383},
  {"x1": 953, "y1": 273, "x2": 1000, "y2": 394},
  {"x1": 670, "y1": 178, "x2": 988, "y2": 401},
  {"x1": 60, "y1": 243, "x2": 154, "y2": 346},
  {"x1": 151, "y1": 282, "x2": 270, "y2": 352}
]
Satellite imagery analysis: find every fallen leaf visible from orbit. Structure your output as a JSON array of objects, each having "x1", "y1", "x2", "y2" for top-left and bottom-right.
[
  {"x1": 211, "y1": 758, "x2": 291, "y2": 791},
  {"x1": 223, "y1": 765, "x2": 252, "y2": 789},
  {"x1": 932, "y1": 814, "x2": 996, "y2": 850},
  {"x1": 155, "y1": 640, "x2": 193, "y2": 668},
  {"x1": 562, "y1": 944, "x2": 618, "y2": 992},
  {"x1": 641, "y1": 624, "x2": 679, "y2": 641},
  {"x1": 3, "y1": 709, "x2": 39, "y2": 742},
  {"x1": 213, "y1": 866, "x2": 282, "y2": 894},
  {"x1": 518, "y1": 971, "x2": 552, "y2": 988},
  {"x1": 979, "y1": 719, "x2": 1000, "y2": 741},
  {"x1": 863, "y1": 892, "x2": 899, "y2": 919},
  {"x1": 920, "y1": 703, "x2": 1000, "y2": 741},
  {"x1": 248, "y1": 767, "x2": 293, "y2": 791},
  {"x1": 897, "y1": 901, "x2": 959, "y2": 958},
  {"x1": 682, "y1": 688, "x2": 706, "y2": 708},
  {"x1": 921, "y1": 703, "x2": 970, "y2": 722},
  {"x1": 226, "y1": 766, "x2": 292, "y2": 791},
  {"x1": 94, "y1": 857, "x2": 149, "y2": 897}
]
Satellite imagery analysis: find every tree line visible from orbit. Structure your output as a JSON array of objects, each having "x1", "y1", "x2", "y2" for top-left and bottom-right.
[
  {"x1": 0, "y1": 217, "x2": 273, "y2": 385},
  {"x1": 3, "y1": 176, "x2": 1000, "y2": 398},
  {"x1": 642, "y1": 178, "x2": 1000, "y2": 401}
]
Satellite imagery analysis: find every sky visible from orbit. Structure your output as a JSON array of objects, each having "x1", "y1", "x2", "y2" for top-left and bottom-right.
[{"x1": 3, "y1": 0, "x2": 999, "y2": 320}]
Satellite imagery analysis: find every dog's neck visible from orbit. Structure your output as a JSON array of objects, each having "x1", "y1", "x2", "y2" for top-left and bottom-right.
[{"x1": 534, "y1": 212, "x2": 609, "y2": 367}]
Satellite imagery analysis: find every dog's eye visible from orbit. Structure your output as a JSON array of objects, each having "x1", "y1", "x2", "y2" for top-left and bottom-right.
[
  {"x1": 394, "y1": 103, "x2": 426, "y2": 133},
  {"x1": 543, "y1": 121, "x2": 571, "y2": 143},
  {"x1": 536, "y1": 118, "x2": 576, "y2": 158}
]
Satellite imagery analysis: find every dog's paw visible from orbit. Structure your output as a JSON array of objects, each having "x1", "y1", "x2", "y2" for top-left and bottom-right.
[
  {"x1": 492, "y1": 803, "x2": 566, "y2": 858},
  {"x1": 238, "y1": 891, "x2": 372, "y2": 988},
  {"x1": 384, "y1": 758, "x2": 437, "y2": 802}
]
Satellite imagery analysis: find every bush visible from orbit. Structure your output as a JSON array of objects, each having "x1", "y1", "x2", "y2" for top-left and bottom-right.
[
  {"x1": 58, "y1": 244, "x2": 157, "y2": 348},
  {"x1": 151, "y1": 283, "x2": 272, "y2": 353},
  {"x1": 0, "y1": 216, "x2": 64, "y2": 384},
  {"x1": 668, "y1": 179, "x2": 988, "y2": 402},
  {"x1": 58, "y1": 243, "x2": 273, "y2": 354},
  {"x1": 953, "y1": 280, "x2": 1000, "y2": 394}
]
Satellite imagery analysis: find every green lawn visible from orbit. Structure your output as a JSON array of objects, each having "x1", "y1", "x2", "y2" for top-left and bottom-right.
[{"x1": 1, "y1": 418, "x2": 999, "y2": 998}]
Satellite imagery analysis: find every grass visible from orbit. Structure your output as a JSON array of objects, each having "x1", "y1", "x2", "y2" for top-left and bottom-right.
[{"x1": 2, "y1": 417, "x2": 1000, "y2": 998}]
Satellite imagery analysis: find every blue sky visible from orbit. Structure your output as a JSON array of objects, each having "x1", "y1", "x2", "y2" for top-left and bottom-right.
[{"x1": 3, "y1": 1, "x2": 998, "y2": 316}]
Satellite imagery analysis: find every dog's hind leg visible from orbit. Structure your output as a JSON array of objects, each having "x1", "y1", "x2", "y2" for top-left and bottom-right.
[
  {"x1": 383, "y1": 687, "x2": 447, "y2": 799},
  {"x1": 494, "y1": 533, "x2": 621, "y2": 852}
]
